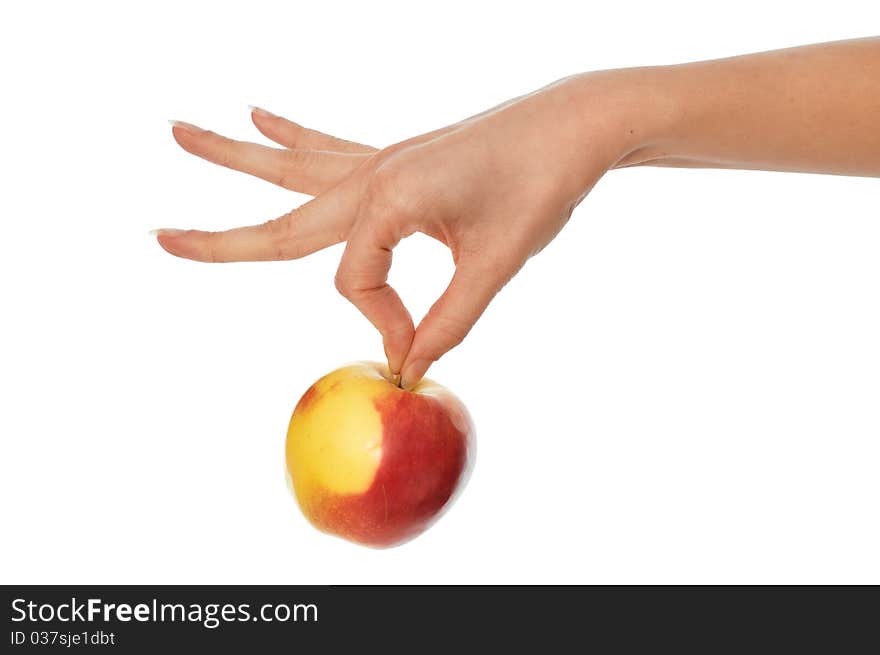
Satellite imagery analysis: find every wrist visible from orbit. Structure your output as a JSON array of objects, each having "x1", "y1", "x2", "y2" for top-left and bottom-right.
[{"x1": 561, "y1": 67, "x2": 684, "y2": 172}]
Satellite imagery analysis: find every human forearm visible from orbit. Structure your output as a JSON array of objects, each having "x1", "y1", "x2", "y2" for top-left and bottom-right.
[{"x1": 587, "y1": 38, "x2": 880, "y2": 176}]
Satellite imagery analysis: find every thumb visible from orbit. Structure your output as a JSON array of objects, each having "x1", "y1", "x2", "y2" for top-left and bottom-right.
[{"x1": 400, "y1": 261, "x2": 509, "y2": 389}]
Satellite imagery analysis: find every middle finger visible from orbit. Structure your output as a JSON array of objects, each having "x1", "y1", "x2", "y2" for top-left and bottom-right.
[{"x1": 170, "y1": 121, "x2": 370, "y2": 195}]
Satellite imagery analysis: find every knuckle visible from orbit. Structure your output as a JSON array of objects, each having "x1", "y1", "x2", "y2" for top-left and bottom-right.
[
  {"x1": 214, "y1": 138, "x2": 234, "y2": 169},
  {"x1": 201, "y1": 232, "x2": 221, "y2": 263},
  {"x1": 365, "y1": 162, "x2": 416, "y2": 219},
  {"x1": 278, "y1": 150, "x2": 318, "y2": 191},
  {"x1": 425, "y1": 315, "x2": 470, "y2": 355},
  {"x1": 283, "y1": 148, "x2": 312, "y2": 169},
  {"x1": 334, "y1": 268, "x2": 387, "y2": 303},
  {"x1": 386, "y1": 321, "x2": 413, "y2": 339},
  {"x1": 276, "y1": 151, "x2": 307, "y2": 189},
  {"x1": 260, "y1": 211, "x2": 297, "y2": 259},
  {"x1": 384, "y1": 320, "x2": 415, "y2": 349},
  {"x1": 334, "y1": 271, "x2": 353, "y2": 299},
  {"x1": 262, "y1": 212, "x2": 292, "y2": 239}
]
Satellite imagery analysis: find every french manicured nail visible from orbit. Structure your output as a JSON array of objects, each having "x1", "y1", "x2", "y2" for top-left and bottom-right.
[
  {"x1": 149, "y1": 228, "x2": 187, "y2": 238},
  {"x1": 168, "y1": 120, "x2": 205, "y2": 134},
  {"x1": 249, "y1": 105, "x2": 275, "y2": 119}
]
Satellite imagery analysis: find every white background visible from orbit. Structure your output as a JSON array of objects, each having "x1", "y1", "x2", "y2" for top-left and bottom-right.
[{"x1": 1, "y1": 1, "x2": 878, "y2": 584}]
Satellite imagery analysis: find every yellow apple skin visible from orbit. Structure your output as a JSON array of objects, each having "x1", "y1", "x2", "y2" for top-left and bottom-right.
[{"x1": 285, "y1": 362, "x2": 475, "y2": 547}]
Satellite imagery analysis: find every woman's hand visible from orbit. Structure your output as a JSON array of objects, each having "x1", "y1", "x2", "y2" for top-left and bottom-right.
[
  {"x1": 156, "y1": 39, "x2": 880, "y2": 387},
  {"x1": 156, "y1": 74, "x2": 648, "y2": 387}
]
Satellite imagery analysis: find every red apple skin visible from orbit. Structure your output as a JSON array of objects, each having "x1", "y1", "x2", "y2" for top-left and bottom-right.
[{"x1": 286, "y1": 363, "x2": 475, "y2": 547}]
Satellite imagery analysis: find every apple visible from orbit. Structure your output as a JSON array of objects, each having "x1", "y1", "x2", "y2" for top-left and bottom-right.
[{"x1": 285, "y1": 362, "x2": 475, "y2": 547}]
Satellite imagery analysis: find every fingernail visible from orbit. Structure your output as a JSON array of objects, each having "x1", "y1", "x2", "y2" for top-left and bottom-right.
[
  {"x1": 168, "y1": 120, "x2": 205, "y2": 134},
  {"x1": 249, "y1": 105, "x2": 275, "y2": 119},
  {"x1": 149, "y1": 228, "x2": 187, "y2": 238},
  {"x1": 400, "y1": 359, "x2": 431, "y2": 391},
  {"x1": 386, "y1": 353, "x2": 403, "y2": 378}
]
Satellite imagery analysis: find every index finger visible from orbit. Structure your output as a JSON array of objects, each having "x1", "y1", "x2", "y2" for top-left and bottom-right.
[{"x1": 334, "y1": 217, "x2": 414, "y2": 375}]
